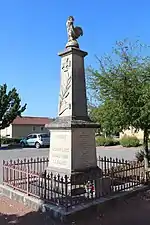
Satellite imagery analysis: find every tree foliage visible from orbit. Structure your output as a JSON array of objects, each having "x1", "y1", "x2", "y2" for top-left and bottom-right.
[
  {"x1": 87, "y1": 39, "x2": 150, "y2": 165},
  {"x1": 89, "y1": 100, "x2": 122, "y2": 136},
  {"x1": 0, "y1": 84, "x2": 26, "y2": 130}
]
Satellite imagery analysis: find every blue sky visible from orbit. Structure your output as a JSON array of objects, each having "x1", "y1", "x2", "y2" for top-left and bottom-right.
[{"x1": 0, "y1": 0, "x2": 150, "y2": 118}]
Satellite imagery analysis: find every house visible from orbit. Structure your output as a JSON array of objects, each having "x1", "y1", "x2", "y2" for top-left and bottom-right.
[{"x1": 1, "y1": 116, "x2": 53, "y2": 138}]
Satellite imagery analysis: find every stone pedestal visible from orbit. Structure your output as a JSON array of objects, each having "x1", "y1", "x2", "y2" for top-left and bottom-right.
[
  {"x1": 46, "y1": 47, "x2": 101, "y2": 182},
  {"x1": 95, "y1": 177, "x2": 111, "y2": 198}
]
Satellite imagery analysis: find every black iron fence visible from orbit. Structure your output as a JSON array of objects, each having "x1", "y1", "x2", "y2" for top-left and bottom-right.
[{"x1": 3, "y1": 156, "x2": 146, "y2": 211}]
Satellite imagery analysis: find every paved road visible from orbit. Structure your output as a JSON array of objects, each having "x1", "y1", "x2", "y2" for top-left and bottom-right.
[
  {"x1": 96, "y1": 145, "x2": 140, "y2": 160},
  {"x1": 0, "y1": 145, "x2": 140, "y2": 184},
  {"x1": 0, "y1": 148, "x2": 49, "y2": 184}
]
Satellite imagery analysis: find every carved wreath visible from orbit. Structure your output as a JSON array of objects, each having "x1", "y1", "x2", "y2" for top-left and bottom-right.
[{"x1": 59, "y1": 72, "x2": 71, "y2": 116}]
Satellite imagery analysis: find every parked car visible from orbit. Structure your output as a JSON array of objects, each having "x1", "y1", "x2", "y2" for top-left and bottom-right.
[{"x1": 20, "y1": 133, "x2": 50, "y2": 148}]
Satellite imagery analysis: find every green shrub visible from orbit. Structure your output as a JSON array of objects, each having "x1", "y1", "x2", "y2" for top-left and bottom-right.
[
  {"x1": 1, "y1": 137, "x2": 21, "y2": 145},
  {"x1": 13, "y1": 138, "x2": 22, "y2": 144},
  {"x1": 96, "y1": 136, "x2": 119, "y2": 146},
  {"x1": 120, "y1": 135, "x2": 140, "y2": 147},
  {"x1": 105, "y1": 137, "x2": 115, "y2": 146},
  {"x1": 96, "y1": 136, "x2": 106, "y2": 146}
]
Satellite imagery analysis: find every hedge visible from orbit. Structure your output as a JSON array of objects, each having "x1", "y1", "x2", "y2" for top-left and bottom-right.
[
  {"x1": 96, "y1": 136, "x2": 119, "y2": 146},
  {"x1": 120, "y1": 135, "x2": 140, "y2": 147},
  {"x1": 1, "y1": 137, "x2": 21, "y2": 145}
]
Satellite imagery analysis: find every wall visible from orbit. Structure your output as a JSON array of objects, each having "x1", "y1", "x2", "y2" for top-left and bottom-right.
[
  {"x1": 120, "y1": 127, "x2": 144, "y2": 140},
  {"x1": 12, "y1": 124, "x2": 49, "y2": 138},
  {"x1": 1, "y1": 125, "x2": 13, "y2": 138}
]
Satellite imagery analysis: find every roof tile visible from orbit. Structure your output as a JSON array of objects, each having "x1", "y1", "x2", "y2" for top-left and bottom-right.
[{"x1": 12, "y1": 116, "x2": 53, "y2": 125}]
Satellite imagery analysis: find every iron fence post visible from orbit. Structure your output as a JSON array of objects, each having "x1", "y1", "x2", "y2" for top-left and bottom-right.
[
  {"x1": 64, "y1": 175, "x2": 68, "y2": 211},
  {"x1": 2, "y1": 160, "x2": 5, "y2": 183},
  {"x1": 27, "y1": 161, "x2": 29, "y2": 195},
  {"x1": 44, "y1": 170, "x2": 47, "y2": 199}
]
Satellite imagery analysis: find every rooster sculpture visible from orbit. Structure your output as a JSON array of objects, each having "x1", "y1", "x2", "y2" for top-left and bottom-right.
[{"x1": 66, "y1": 16, "x2": 83, "y2": 48}]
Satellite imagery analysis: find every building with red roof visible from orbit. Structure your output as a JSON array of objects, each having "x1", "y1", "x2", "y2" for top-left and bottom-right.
[{"x1": 1, "y1": 116, "x2": 53, "y2": 138}]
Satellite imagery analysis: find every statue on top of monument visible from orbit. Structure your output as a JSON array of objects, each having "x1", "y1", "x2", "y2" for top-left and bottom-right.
[{"x1": 66, "y1": 16, "x2": 83, "y2": 48}]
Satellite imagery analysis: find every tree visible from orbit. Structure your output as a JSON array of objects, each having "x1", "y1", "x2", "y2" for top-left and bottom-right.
[
  {"x1": 87, "y1": 39, "x2": 150, "y2": 167},
  {"x1": 0, "y1": 84, "x2": 26, "y2": 145},
  {"x1": 89, "y1": 100, "x2": 122, "y2": 137}
]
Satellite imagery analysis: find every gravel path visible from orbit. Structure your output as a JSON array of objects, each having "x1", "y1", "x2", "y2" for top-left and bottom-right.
[{"x1": 1, "y1": 191, "x2": 150, "y2": 225}]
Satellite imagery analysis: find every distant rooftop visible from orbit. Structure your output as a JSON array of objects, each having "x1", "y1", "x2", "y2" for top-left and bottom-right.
[{"x1": 12, "y1": 116, "x2": 53, "y2": 125}]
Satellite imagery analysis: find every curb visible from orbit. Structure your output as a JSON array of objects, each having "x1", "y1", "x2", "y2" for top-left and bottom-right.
[
  {"x1": 0, "y1": 145, "x2": 22, "y2": 150},
  {"x1": 0, "y1": 184, "x2": 149, "y2": 223}
]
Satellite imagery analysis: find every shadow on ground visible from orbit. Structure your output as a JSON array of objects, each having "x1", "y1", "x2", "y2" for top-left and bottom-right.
[
  {"x1": 0, "y1": 211, "x2": 62, "y2": 225},
  {"x1": 0, "y1": 144, "x2": 22, "y2": 150},
  {"x1": 1, "y1": 192, "x2": 150, "y2": 225}
]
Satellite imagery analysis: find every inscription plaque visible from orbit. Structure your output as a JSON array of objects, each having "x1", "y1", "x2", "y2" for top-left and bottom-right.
[
  {"x1": 49, "y1": 131, "x2": 71, "y2": 170},
  {"x1": 72, "y1": 129, "x2": 97, "y2": 169}
]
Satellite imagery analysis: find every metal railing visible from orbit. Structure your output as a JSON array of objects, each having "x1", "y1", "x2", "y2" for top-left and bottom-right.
[{"x1": 3, "y1": 156, "x2": 146, "y2": 211}]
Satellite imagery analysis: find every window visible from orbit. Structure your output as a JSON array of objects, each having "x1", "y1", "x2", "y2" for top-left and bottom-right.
[
  {"x1": 32, "y1": 126, "x2": 36, "y2": 131},
  {"x1": 39, "y1": 133, "x2": 50, "y2": 138},
  {"x1": 41, "y1": 126, "x2": 44, "y2": 131},
  {"x1": 27, "y1": 134, "x2": 37, "y2": 139},
  {"x1": 26, "y1": 135, "x2": 32, "y2": 140},
  {"x1": 32, "y1": 134, "x2": 37, "y2": 139}
]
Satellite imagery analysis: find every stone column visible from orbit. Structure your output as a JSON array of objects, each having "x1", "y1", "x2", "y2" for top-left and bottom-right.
[
  {"x1": 46, "y1": 47, "x2": 100, "y2": 176},
  {"x1": 58, "y1": 48, "x2": 88, "y2": 119}
]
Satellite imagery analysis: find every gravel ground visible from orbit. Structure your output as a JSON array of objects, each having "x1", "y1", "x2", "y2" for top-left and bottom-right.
[{"x1": 1, "y1": 191, "x2": 150, "y2": 225}]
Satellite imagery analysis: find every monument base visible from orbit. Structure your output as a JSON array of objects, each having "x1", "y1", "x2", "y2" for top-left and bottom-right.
[
  {"x1": 47, "y1": 126, "x2": 99, "y2": 173},
  {"x1": 46, "y1": 115, "x2": 101, "y2": 177},
  {"x1": 46, "y1": 166, "x2": 103, "y2": 197},
  {"x1": 47, "y1": 166, "x2": 103, "y2": 184}
]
